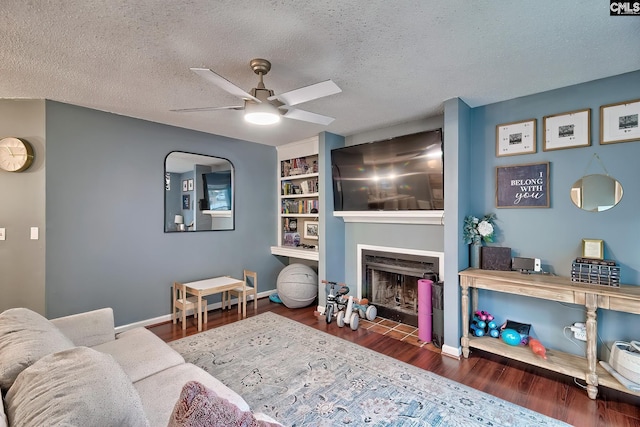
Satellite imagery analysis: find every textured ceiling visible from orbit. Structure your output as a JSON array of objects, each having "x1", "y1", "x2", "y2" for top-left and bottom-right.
[{"x1": 2, "y1": 1, "x2": 639, "y2": 146}]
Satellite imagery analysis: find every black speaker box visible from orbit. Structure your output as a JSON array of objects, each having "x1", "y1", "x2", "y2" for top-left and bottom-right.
[{"x1": 481, "y1": 246, "x2": 512, "y2": 271}]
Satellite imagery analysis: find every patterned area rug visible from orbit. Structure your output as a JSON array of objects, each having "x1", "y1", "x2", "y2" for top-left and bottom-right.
[{"x1": 170, "y1": 312, "x2": 568, "y2": 427}]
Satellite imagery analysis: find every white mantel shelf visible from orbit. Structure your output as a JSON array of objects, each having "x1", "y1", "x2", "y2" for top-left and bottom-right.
[
  {"x1": 202, "y1": 210, "x2": 232, "y2": 217},
  {"x1": 333, "y1": 210, "x2": 444, "y2": 225},
  {"x1": 270, "y1": 246, "x2": 319, "y2": 261}
]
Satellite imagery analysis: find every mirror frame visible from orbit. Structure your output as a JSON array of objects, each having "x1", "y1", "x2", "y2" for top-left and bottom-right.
[
  {"x1": 570, "y1": 173, "x2": 623, "y2": 213},
  {"x1": 164, "y1": 151, "x2": 235, "y2": 232}
]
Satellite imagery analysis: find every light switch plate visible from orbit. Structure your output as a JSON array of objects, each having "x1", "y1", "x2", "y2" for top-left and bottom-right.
[
  {"x1": 30, "y1": 227, "x2": 38, "y2": 240},
  {"x1": 0, "y1": 228, "x2": 5, "y2": 241}
]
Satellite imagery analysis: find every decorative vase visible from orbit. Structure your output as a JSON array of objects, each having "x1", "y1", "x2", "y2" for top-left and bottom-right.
[{"x1": 470, "y1": 236, "x2": 482, "y2": 268}]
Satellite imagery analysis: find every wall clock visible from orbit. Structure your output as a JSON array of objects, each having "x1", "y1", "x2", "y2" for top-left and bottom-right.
[{"x1": 0, "y1": 137, "x2": 35, "y2": 172}]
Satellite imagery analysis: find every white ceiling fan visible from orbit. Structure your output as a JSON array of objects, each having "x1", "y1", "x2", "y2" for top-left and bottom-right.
[{"x1": 172, "y1": 59, "x2": 341, "y2": 126}]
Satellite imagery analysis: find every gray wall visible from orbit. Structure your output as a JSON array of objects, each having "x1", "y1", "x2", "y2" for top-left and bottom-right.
[
  {"x1": 0, "y1": 100, "x2": 46, "y2": 314},
  {"x1": 45, "y1": 101, "x2": 282, "y2": 325}
]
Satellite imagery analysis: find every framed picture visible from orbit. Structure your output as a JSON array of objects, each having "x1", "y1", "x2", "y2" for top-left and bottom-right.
[
  {"x1": 182, "y1": 180, "x2": 188, "y2": 192},
  {"x1": 496, "y1": 119, "x2": 536, "y2": 157},
  {"x1": 303, "y1": 221, "x2": 319, "y2": 240},
  {"x1": 188, "y1": 179, "x2": 194, "y2": 191},
  {"x1": 600, "y1": 98, "x2": 640, "y2": 145},
  {"x1": 182, "y1": 194, "x2": 190, "y2": 209},
  {"x1": 543, "y1": 109, "x2": 591, "y2": 151},
  {"x1": 582, "y1": 239, "x2": 604, "y2": 259},
  {"x1": 496, "y1": 162, "x2": 549, "y2": 208}
]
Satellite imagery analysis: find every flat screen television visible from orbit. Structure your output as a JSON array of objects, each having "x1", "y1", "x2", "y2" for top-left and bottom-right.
[{"x1": 331, "y1": 129, "x2": 443, "y2": 211}]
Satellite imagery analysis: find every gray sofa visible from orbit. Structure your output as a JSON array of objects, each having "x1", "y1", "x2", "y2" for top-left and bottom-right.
[{"x1": 0, "y1": 307, "x2": 280, "y2": 426}]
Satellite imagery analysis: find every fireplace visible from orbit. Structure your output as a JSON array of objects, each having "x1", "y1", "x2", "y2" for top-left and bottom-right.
[{"x1": 358, "y1": 245, "x2": 443, "y2": 327}]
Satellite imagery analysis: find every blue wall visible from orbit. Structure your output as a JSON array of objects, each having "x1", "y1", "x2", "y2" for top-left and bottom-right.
[
  {"x1": 45, "y1": 101, "x2": 283, "y2": 325},
  {"x1": 467, "y1": 70, "x2": 640, "y2": 357}
]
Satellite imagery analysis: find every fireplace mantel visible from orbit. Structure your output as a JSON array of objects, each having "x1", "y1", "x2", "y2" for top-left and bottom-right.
[{"x1": 334, "y1": 210, "x2": 444, "y2": 225}]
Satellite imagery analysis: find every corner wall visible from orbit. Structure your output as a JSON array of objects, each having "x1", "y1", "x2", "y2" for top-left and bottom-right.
[
  {"x1": 45, "y1": 101, "x2": 282, "y2": 325},
  {"x1": 0, "y1": 100, "x2": 46, "y2": 313}
]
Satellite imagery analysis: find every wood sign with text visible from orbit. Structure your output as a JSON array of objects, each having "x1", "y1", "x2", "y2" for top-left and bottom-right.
[{"x1": 496, "y1": 162, "x2": 549, "y2": 208}]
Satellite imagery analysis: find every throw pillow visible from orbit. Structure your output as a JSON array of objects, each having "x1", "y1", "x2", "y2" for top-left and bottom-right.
[
  {"x1": 0, "y1": 307, "x2": 75, "y2": 390},
  {"x1": 168, "y1": 381, "x2": 280, "y2": 427},
  {"x1": 5, "y1": 347, "x2": 149, "y2": 427}
]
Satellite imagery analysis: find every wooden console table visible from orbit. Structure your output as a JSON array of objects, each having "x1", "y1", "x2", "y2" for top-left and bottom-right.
[{"x1": 459, "y1": 268, "x2": 640, "y2": 399}]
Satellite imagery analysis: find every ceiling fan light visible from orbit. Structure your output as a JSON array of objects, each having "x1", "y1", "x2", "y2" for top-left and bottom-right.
[
  {"x1": 244, "y1": 111, "x2": 281, "y2": 125},
  {"x1": 244, "y1": 101, "x2": 281, "y2": 125}
]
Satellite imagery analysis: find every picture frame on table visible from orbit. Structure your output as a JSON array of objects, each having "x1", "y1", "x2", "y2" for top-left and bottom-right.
[
  {"x1": 303, "y1": 221, "x2": 319, "y2": 240},
  {"x1": 496, "y1": 119, "x2": 537, "y2": 157},
  {"x1": 582, "y1": 239, "x2": 604, "y2": 260},
  {"x1": 188, "y1": 179, "x2": 194, "y2": 191},
  {"x1": 543, "y1": 108, "x2": 591, "y2": 151},
  {"x1": 600, "y1": 98, "x2": 640, "y2": 145},
  {"x1": 182, "y1": 180, "x2": 188, "y2": 192}
]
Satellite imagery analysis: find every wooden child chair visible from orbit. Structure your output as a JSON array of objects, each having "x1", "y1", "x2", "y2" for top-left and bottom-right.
[
  {"x1": 172, "y1": 282, "x2": 208, "y2": 330},
  {"x1": 225, "y1": 270, "x2": 258, "y2": 317}
]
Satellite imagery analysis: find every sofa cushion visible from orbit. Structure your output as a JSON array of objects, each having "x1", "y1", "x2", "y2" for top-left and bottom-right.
[
  {"x1": 134, "y1": 363, "x2": 250, "y2": 427},
  {"x1": 50, "y1": 307, "x2": 116, "y2": 347},
  {"x1": 92, "y1": 327, "x2": 184, "y2": 382},
  {"x1": 0, "y1": 395, "x2": 7, "y2": 427},
  {"x1": 0, "y1": 307, "x2": 75, "y2": 390},
  {"x1": 5, "y1": 347, "x2": 149, "y2": 427},
  {"x1": 168, "y1": 381, "x2": 280, "y2": 427}
]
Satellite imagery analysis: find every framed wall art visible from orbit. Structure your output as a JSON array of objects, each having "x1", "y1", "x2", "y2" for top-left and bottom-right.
[
  {"x1": 496, "y1": 162, "x2": 549, "y2": 208},
  {"x1": 582, "y1": 239, "x2": 604, "y2": 259},
  {"x1": 496, "y1": 119, "x2": 536, "y2": 157},
  {"x1": 600, "y1": 98, "x2": 640, "y2": 145},
  {"x1": 182, "y1": 194, "x2": 190, "y2": 209},
  {"x1": 543, "y1": 108, "x2": 591, "y2": 151},
  {"x1": 188, "y1": 179, "x2": 194, "y2": 191},
  {"x1": 182, "y1": 180, "x2": 188, "y2": 192},
  {"x1": 303, "y1": 221, "x2": 319, "y2": 240}
]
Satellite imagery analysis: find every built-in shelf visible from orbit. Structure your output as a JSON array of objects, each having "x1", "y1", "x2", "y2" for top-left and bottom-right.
[
  {"x1": 334, "y1": 210, "x2": 444, "y2": 225},
  {"x1": 270, "y1": 246, "x2": 319, "y2": 261},
  {"x1": 281, "y1": 193, "x2": 319, "y2": 199}
]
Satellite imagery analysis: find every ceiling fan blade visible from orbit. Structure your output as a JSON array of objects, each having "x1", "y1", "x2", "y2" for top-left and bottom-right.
[
  {"x1": 190, "y1": 68, "x2": 259, "y2": 103},
  {"x1": 170, "y1": 105, "x2": 244, "y2": 113},
  {"x1": 283, "y1": 108, "x2": 335, "y2": 125},
  {"x1": 270, "y1": 80, "x2": 341, "y2": 106}
]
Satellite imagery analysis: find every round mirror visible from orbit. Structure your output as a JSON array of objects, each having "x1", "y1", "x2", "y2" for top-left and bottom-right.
[{"x1": 570, "y1": 174, "x2": 623, "y2": 212}]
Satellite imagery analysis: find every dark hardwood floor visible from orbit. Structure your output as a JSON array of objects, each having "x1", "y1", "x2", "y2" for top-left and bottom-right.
[{"x1": 148, "y1": 298, "x2": 640, "y2": 427}]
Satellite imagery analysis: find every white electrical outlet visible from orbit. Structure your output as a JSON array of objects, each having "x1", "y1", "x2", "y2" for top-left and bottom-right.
[{"x1": 570, "y1": 322, "x2": 587, "y2": 341}]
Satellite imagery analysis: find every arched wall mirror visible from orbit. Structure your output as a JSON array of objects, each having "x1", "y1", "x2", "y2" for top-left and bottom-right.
[
  {"x1": 164, "y1": 151, "x2": 234, "y2": 232},
  {"x1": 570, "y1": 174, "x2": 623, "y2": 212}
]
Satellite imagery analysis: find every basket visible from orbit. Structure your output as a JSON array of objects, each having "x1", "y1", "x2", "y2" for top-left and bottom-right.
[{"x1": 609, "y1": 341, "x2": 640, "y2": 384}]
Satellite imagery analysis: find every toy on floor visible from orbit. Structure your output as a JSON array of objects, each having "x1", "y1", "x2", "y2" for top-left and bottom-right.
[
  {"x1": 322, "y1": 280, "x2": 377, "y2": 331},
  {"x1": 529, "y1": 338, "x2": 547, "y2": 359},
  {"x1": 322, "y1": 280, "x2": 349, "y2": 324}
]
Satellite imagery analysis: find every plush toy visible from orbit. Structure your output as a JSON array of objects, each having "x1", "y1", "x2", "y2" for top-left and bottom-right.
[{"x1": 529, "y1": 338, "x2": 547, "y2": 359}]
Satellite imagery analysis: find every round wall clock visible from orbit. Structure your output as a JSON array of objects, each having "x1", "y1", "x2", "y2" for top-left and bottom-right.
[{"x1": 0, "y1": 137, "x2": 35, "y2": 172}]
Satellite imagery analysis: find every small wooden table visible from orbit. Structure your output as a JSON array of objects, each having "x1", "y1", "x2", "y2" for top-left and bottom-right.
[{"x1": 180, "y1": 276, "x2": 245, "y2": 331}]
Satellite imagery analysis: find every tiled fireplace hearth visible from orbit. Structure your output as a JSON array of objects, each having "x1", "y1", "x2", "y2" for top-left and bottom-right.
[{"x1": 357, "y1": 245, "x2": 444, "y2": 327}]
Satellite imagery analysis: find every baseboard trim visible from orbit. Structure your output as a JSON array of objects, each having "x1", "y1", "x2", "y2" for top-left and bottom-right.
[
  {"x1": 114, "y1": 291, "x2": 274, "y2": 333},
  {"x1": 441, "y1": 344, "x2": 462, "y2": 360}
]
